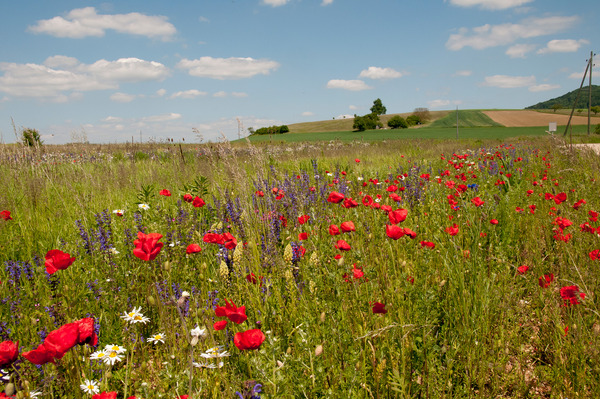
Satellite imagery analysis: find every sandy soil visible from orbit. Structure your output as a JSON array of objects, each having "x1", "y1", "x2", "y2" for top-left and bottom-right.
[{"x1": 483, "y1": 110, "x2": 600, "y2": 128}]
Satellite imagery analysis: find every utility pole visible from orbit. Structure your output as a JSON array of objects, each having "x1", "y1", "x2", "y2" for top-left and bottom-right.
[
  {"x1": 456, "y1": 106, "x2": 459, "y2": 139},
  {"x1": 589, "y1": 51, "x2": 595, "y2": 135}
]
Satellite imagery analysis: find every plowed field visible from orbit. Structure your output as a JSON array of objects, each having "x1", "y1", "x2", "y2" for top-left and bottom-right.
[{"x1": 483, "y1": 110, "x2": 600, "y2": 127}]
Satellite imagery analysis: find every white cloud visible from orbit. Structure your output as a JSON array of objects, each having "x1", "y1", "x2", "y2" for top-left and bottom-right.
[
  {"x1": 261, "y1": 0, "x2": 290, "y2": 6},
  {"x1": 0, "y1": 57, "x2": 169, "y2": 100},
  {"x1": 321, "y1": 0, "x2": 334, "y2": 5},
  {"x1": 302, "y1": 111, "x2": 314, "y2": 116},
  {"x1": 169, "y1": 90, "x2": 208, "y2": 99},
  {"x1": 453, "y1": 70, "x2": 472, "y2": 77},
  {"x1": 428, "y1": 99, "x2": 451, "y2": 109},
  {"x1": 199, "y1": 16, "x2": 210, "y2": 23},
  {"x1": 156, "y1": 89, "x2": 167, "y2": 97},
  {"x1": 448, "y1": 0, "x2": 533, "y2": 10},
  {"x1": 142, "y1": 113, "x2": 182, "y2": 123},
  {"x1": 28, "y1": 7, "x2": 176, "y2": 40},
  {"x1": 231, "y1": 92, "x2": 248, "y2": 98},
  {"x1": 446, "y1": 16, "x2": 579, "y2": 51},
  {"x1": 481, "y1": 74, "x2": 536, "y2": 88},
  {"x1": 326, "y1": 79, "x2": 372, "y2": 91},
  {"x1": 349, "y1": 105, "x2": 358, "y2": 110},
  {"x1": 506, "y1": 43, "x2": 537, "y2": 58},
  {"x1": 537, "y1": 39, "x2": 589, "y2": 54},
  {"x1": 213, "y1": 91, "x2": 227, "y2": 98},
  {"x1": 529, "y1": 84, "x2": 560, "y2": 92},
  {"x1": 568, "y1": 64, "x2": 599, "y2": 79},
  {"x1": 359, "y1": 66, "x2": 403, "y2": 79},
  {"x1": 177, "y1": 57, "x2": 280, "y2": 80},
  {"x1": 110, "y1": 92, "x2": 137, "y2": 103}
]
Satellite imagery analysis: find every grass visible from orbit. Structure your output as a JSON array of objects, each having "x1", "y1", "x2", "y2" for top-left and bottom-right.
[
  {"x1": 428, "y1": 110, "x2": 504, "y2": 128},
  {"x1": 1, "y1": 137, "x2": 600, "y2": 397},
  {"x1": 242, "y1": 124, "x2": 599, "y2": 144}
]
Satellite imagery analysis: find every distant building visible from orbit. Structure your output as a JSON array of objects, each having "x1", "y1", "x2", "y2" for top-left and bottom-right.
[{"x1": 335, "y1": 114, "x2": 354, "y2": 120}]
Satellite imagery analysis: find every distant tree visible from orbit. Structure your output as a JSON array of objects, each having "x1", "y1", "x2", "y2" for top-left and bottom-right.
[
  {"x1": 353, "y1": 113, "x2": 381, "y2": 131},
  {"x1": 370, "y1": 98, "x2": 387, "y2": 116},
  {"x1": 248, "y1": 127, "x2": 255, "y2": 135},
  {"x1": 406, "y1": 114, "x2": 422, "y2": 126},
  {"x1": 21, "y1": 128, "x2": 42, "y2": 147},
  {"x1": 387, "y1": 115, "x2": 408, "y2": 129},
  {"x1": 577, "y1": 109, "x2": 584, "y2": 114},
  {"x1": 592, "y1": 106, "x2": 600, "y2": 115},
  {"x1": 552, "y1": 103, "x2": 562, "y2": 113},
  {"x1": 279, "y1": 125, "x2": 290, "y2": 133},
  {"x1": 412, "y1": 107, "x2": 431, "y2": 123}
]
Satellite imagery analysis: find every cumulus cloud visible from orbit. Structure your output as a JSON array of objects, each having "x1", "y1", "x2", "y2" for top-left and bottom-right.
[
  {"x1": 529, "y1": 84, "x2": 560, "y2": 92},
  {"x1": 177, "y1": 57, "x2": 280, "y2": 80},
  {"x1": 213, "y1": 91, "x2": 227, "y2": 98},
  {"x1": 110, "y1": 92, "x2": 138, "y2": 103},
  {"x1": 446, "y1": 16, "x2": 578, "y2": 51},
  {"x1": 261, "y1": 0, "x2": 290, "y2": 6},
  {"x1": 156, "y1": 89, "x2": 167, "y2": 97},
  {"x1": 28, "y1": 7, "x2": 176, "y2": 40},
  {"x1": 169, "y1": 89, "x2": 208, "y2": 99},
  {"x1": 447, "y1": 0, "x2": 533, "y2": 10},
  {"x1": 322, "y1": 0, "x2": 334, "y2": 5},
  {"x1": 359, "y1": 66, "x2": 403, "y2": 79},
  {"x1": 506, "y1": 43, "x2": 537, "y2": 58},
  {"x1": 0, "y1": 57, "x2": 169, "y2": 100},
  {"x1": 326, "y1": 79, "x2": 372, "y2": 91},
  {"x1": 453, "y1": 70, "x2": 472, "y2": 77},
  {"x1": 481, "y1": 74, "x2": 536, "y2": 88},
  {"x1": 537, "y1": 39, "x2": 589, "y2": 54}
]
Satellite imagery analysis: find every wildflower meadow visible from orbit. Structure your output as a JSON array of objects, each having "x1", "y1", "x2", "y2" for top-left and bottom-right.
[{"x1": 1, "y1": 137, "x2": 600, "y2": 398}]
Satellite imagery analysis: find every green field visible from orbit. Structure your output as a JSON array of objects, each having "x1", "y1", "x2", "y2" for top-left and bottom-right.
[
  {"x1": 241, "y1": 124, "x2": 598, "y2": 144},
  {"x1": 428, "y1": 110, "x2": 504, "y2": 128}
]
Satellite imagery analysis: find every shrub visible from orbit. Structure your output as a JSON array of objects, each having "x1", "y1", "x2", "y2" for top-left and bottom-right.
[
  {"x1": 387, "y1": 115, "x2": 408, "y2": 129},
  {"x1": 353, "y1": 113, "x2": 381, "y2": 131},
  {"x1": 21, "y1": 128, "x2": 42, "y2": 147}
]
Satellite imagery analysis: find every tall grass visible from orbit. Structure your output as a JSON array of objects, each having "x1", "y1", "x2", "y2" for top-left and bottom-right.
[{"x1": 1, "y1": 137, "x2": 600, "y2": 398}]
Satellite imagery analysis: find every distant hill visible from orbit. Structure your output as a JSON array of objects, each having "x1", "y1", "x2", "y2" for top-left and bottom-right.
[
  {"x1": 428, "y1": 110, "x2": 503, "y2": 128},
  {"x1": 526, "y1": 85, "x2": 600, "y2": 110}
]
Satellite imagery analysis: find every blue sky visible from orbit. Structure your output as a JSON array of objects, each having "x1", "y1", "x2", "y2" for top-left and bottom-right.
[{"x1": 0, "y1": 0, "x2": 597, "y2": 143}]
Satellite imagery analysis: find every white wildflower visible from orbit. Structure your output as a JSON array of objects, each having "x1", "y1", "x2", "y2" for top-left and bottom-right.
[
  {"x1": 80, "y1": 379, "x2": 100, "y2": 395},
  {"x1": 148, "y1": 333, "x2": 165, "y2": 345}
]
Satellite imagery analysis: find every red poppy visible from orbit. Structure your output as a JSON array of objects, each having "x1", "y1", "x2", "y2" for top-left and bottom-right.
[
  {"x1": 362, "y1": 195, "x2": 373, "y2": 206},
  {"x1": 44, "y1": 249, "x2": 76, "y2": 275},
  {"x1": 343, "y1": 198, "x2": 359, "y2": 208},
  {"x1": 387, "y1": 185, "x2": 398, "y2": 192},
  {"x1": 471, "y1": 197, "x2": 485, "y2": 207},
  {"x1": 554, "y1": 192, "x2": 567, "y2": 204},
  {"x1": 327, "y1": 192, "x2": 345, "y2": 203},
  {"x1": 573, "y1": 199, "x2": 586, "y2": 209},
  {"x1": 340, "y1": 221, "x2": 356, "y2": 233},
  {"x1": 133, "y1": 232, "x2": 164, "y2": 261},
  {"x1": 372, "y1": 302, "x2": 387, "y2": 314},
  {"x1": 538, "y1": 273, "x2": 554, "y2": 288},
  {"x1": 335, "y1": 240, "x2": 351, "y2": 251},
  {"x1": 388, "y1": 209, "x2": 408, "y2": 225},
  {"x1": 344, "y1": 264, "x2": 367, "y2": 283},
  {"x1": 183, "y1": 193, "x2": 193, "y2": 203},
  {"x1": 234, "y1": 329, "x2": 265, "y2": 350},
  {"x1": 213, "y1": 320, "x2": 228, "y2": 330},
  {"x1": 355, "y1": 158, "x2": 360, "y2": 163},
  {"x1": 159, "y1": 189, "x2": 171, "y2": 197},
  {"x1": 255, "y1": 190, "x2": 265, "y2": 197},
  {"x1": 445, "y1": 224, "x2": 459, "y2": 236},
  {"x1": 560, "y1": 285, "x2": 585, "y2": 306},
  {"x1": 386, "y1": 224, "x2": 405, "y2": 240},
  {"x1": 517, "y1": 265, "x2": 529, "y2": 274},
  {"x1": 186, "y1": 244, "x2": 202, "y2": 254},
  {"x1": 328, "y1": 224, "x2": 340, "y2": 236},
  {"x1": 590, "y1": 249, "x2": 600, "y2": 261},
  {"x1": 298, "y1": 215, "x2": 310, "y2": 225},
  {"x1": 0, "y1": 341, "x2": 18, "y2": 368},
  {"x1": 74, "y1": 318, "x2": 98, "y2": 347},
  {"x1": 0, "y1": 210, "x2": 12, "y2": 221},
  {"x1": 203, "y1": 233, "x2": 225, "y2": 245},
  {"x1": 222, "y1": 233, "x2": 237, "y2": 250},
  {"x1": 245, "y1": 273, "x2": 263, "y2": 285},
  {"x1": 298, "y1": 232, "x2": 308, "y2": 241},
  {"x1": 403, "y1": 227, "x2": 417, "y2": 239},
  {"x1": 406, "y1": 276, "x2": 415, "y2": 285},
  {"x1": 23, "y1": 322, "x2": 81, "y2": 365},
  {"x1": 193, "y1": 196, "x2": 206, "y2": 208},
  {"x1": 215, "y1": 299, "x2": 247, "y2": 324},
  {"x1": 92, "y1": 392, "x2": 117, "y2": 399},
  {"x1": 419, "y1": 241, "x2": 435, "y2": 249}
]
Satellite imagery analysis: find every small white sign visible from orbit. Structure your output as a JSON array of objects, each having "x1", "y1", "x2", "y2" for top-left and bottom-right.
[{"x1": 548, "y1": 122, "x2": 557, "y2": 132}]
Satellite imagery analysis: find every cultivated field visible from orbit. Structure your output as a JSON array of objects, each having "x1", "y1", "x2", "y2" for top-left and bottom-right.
[
  {"x1": 1, "y1": 137, "x2": 600, "y2": 398},
  {"x1": 484, "y1": 110, "x2": 600, "y2": 128}
]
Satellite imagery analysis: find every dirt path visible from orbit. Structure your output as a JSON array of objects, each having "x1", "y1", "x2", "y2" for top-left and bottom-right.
[{"x1": 484, "y1": 110, "x2": 600, "y2": 128}]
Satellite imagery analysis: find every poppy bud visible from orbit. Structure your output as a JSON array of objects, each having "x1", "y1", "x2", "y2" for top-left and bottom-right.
[
  {"x1": 320, "y1": 312, "x2": 326, "y2": 323},
  {"x1": 147, "y1": 295, "x2": 156, "y2": 306},
  {"x1": 4, "y1": 383, "x2": 15, "y2": 396},
  {"x1": 315, "y1": 345, "x2": 323, "y2": 356}
]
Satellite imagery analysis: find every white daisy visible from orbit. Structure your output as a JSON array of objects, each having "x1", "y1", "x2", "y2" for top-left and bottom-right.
[
  {"x1": 200, "y1": 346, "x2": 230, "y2": 359},
  {"x1": 112, "y1": 209, "x2": 125, "y2": 216},
  {"x1": 138, "y1": 203, "x2": 150, "y2": 210},
  {"x1": 148, "y1": 333, "x2": 165, "y2": 345},
  {"x1": 90, "y1": 350, "x2": 108, "y2": 361},
  {"x1": 80, "y1": 379, "x2": 100, "y2": 395},
  {"x1": 121, "y1": 307, "x2": 149, "y2": 324},
  {"x1": 104, "y1": 344, "x2": 126, "y2": 354},
  {"x1": 103, "y1": 350, "x2": 124, "y2": 365},
  {"x1": 190, "y1": 326, "x2": 207, "y2": 338}
]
